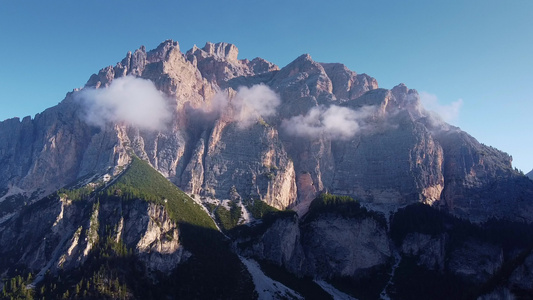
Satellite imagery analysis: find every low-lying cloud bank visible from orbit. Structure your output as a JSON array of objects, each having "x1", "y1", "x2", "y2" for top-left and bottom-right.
[
  {"x1": 76, "y1": 76, "x2": 171, "y2": 131},
  {"x1": 282, "y1": 105, "x2": 376, "y2": 140}
]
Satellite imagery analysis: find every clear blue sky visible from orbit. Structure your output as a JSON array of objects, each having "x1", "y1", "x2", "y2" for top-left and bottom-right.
[{"x1": 1, "y1": 0, "x2": 532, "y2": 172}]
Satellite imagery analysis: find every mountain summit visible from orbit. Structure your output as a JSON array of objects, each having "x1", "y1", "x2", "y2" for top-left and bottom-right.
[
  {"x1": 1, "y1": 40, "x2": 530, "y2": 222},
  {"x1": 1, "y1": 40, "x2": 533, "y2": 299}
]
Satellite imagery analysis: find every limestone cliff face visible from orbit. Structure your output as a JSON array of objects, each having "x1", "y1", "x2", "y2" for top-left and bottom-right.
[
  {"x1": 0, "y1": 98, "x2": 94, "y2": 201},
  {"x1": 1, "y1": 39, "x2": 533, "y2": 298},
  {"x1": 510, "y1": 252, "x2": 533, "y2": 291},
  {"x1": 0, "y1": 194, "x2": 83, "y2": 273},
  {"x1": 237, "y1": 212, "x2": 391, "y2": 279},
  {"x1": 433, "y1": 128, "x2": 533, "y2": 222},
  {"x1": 241, "y1": 215, "x2": 305, "y2": 275},
  {"x1": 302, "y1": 215, "x2": 391, "y2": 277},
  {"x1": 0, "y1": 191, "x2": 187, "y2": 276},
  {"x1": 448, "y1": 239, "x2": 503, "y2": 283},
  {"x1": 399, "y1": 233, "x2": 503, "y2": 283},
  {"x1": 330, "y1": 108, "x2": 444, "y2": 208},
  {"x1": 320, "y1": 62, "x2": 378, "y2": 101},
  {"x1": 1, "y1": 39, "x2": 532, "y2": 224},
  {"x1": 199, "y1": 121, "x2": 297, "y2": 209},
  {"x1": 400, "y1": 233, "x2": 447, "y2": 271},
  {"x1": 186, "y1": 42, "x2": 279, "y2": 86},
  {"x1": 106, "y1": 200, "x2": 188, "y2": 273}
]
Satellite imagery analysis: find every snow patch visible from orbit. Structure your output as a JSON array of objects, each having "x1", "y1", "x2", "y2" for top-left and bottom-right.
[
  {"x1": 240, "y1": 256, "x2": 303, "y2": 300},
  {"x1": 314, "y1": 279, "x2": 357, "y2": 300}
]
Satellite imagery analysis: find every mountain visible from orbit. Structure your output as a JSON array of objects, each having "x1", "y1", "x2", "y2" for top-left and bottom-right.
[
  {"x1": 0, "y1": 156, "x2": 256, "y2": 299},
  {"x1": 527, "y1": 169, "x2": 533, "y2": 180},
  {"x1": 1, "y1": 40, "x2": 533, "y2": 299}
]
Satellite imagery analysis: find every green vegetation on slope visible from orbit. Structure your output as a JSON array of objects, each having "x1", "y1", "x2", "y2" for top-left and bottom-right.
[
  {"x1": 56, "y1": 156, "x2": 216, "y2": 230},
  {"x1": 211, "y1": 199, "x2": 280, "y2": 232},
  {"x1": 58, "y1": 185, "x2": 95, "y2": 202},
  {"x1": 214, "y1": 201, "x2": 242, "y2": 231},
  {"x1": 5, "y1": 156, "x2": 255, "y2": 299},
  {"x1": 304, "y1": 193, "x2": 387, "y2": 227},
  {"x1": 36, "y1": 234, "x2": 137, "y2": 300},
  {"x1": 1, "y1": 274, "x2": 35, "y2": 299},
  {"x1": 106, "y1": 157, "x2": 216, "y2": 230},
  {"x1": 245, "y1": 198, "x2": 279, "y2": 219},
  {"x1": 102, "y1": 157, "x2": 253, "y2": 298}
]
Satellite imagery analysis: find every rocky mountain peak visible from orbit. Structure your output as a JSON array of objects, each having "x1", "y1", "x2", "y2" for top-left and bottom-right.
[
  {"x1": 147, "y1": 39, "x2": 180, "y2": 63},
  {"x1": 186, "y1": 42, "x2": 239, "y2": 62},
  {"x1": 202, "y1": 41, "x2": 239, "y2": 62},
  {"x1": 281, "y1": 53, "x2": 324, "y2": 76},
  {"x1": 320, "y1": 62, "x2": 379, "y2": 101},
  {"x1": 185, "y1": 42, "x2": 278, "y2": 85},
  {"x1": 2, "y1": 39, "x2": 533, "y2": 299},
  {"x1": 85, "y1": 44, "x2": 149, "y2": 88},
  {"x1": 391, "y1": 83, "x2": 422, "y2": 112},
  {"x1": 1, "y1": 39, "x2": 532, "y2": 225}
]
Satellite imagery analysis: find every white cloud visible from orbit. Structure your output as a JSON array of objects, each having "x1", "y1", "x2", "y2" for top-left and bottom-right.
[
  {"x1": 232, "y1": 84, "x2": 281, "y2": 128},
  {"x1": 281, "y1": 105, "x2": 376, "y2": 140},
  {"x1": 76, "y1": 76, "x2": 171, "y2": 131},
  {"x1": 176, "y1": 84, "x2": 281, "y2": 129},
  {"x1": 419, "y1": 91, "x2": 463, "y2": 124}
]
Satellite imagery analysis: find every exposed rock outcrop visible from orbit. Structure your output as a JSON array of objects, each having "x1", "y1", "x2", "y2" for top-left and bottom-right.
[
  {"x1": 237, "y1": 210, "x2": 391, "y2": 279},
  {"x1": 302, "y1": 215, "x2": 391, "y2": 278},
  {"x1": 400, "y1": 233, "x2": 447, "y2": 271},
  {"x1": 0, "y1": 194, "x2": 188, "y2": 276},
  {"x1": 186, "y1": 42, "x2": 279, "y2": 86},
  {"x1": 509, "y1": 251, "x2": 533, "y2": 291},
  {"x1": 448, "y1": 239, "x2": 503, "y2": 283},
  {"x1": 1, "y1": 38, "x2": 532, "y2": 226},
  {"x1": 1, "y1": 38, "x2": 533, "y2": 299}
]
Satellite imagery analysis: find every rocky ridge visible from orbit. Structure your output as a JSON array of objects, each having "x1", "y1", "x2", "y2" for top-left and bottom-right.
[
  {"x1": 0, "y1": 156, "x2": 255, "y2": 298},
  {"x1": 1, "y1": 39, "x2": 531, "y2": 224},
  {"x1": 1, "y1": 39, "x2": 533, "y2": 299}
]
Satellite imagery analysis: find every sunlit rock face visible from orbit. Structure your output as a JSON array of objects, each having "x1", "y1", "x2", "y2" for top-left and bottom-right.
[
  {"x1": 1, "y1": 39, "x2": 533, "y2": 300},
  {"x1": 0, "y1": 195, "x2": 187, "y2": 276},
  {"x1": 1, "y1": 39, "x2": 532, "y2": 223}
]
